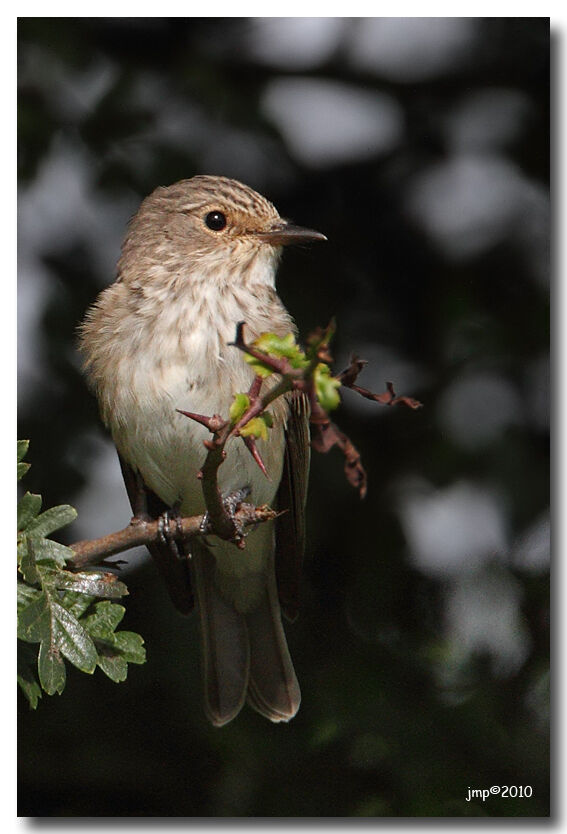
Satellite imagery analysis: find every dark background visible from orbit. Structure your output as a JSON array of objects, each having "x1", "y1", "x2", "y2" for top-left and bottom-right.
[{"x1": 18, "y1": 18, "x2": 549, "y2": 817}]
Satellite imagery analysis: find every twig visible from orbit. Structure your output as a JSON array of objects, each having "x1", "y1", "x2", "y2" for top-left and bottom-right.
[
  {"x1": 68, "y1": 503, "x2": 279, "y2": 569},
  {"x1": 338, "y1": 356, "x2": 423, "y2": 410},
  {"x1": 69, "y1": 514, "x2": 204, "y2": 568},
  {"x1": 309, "y1": 391, "x2": 368, "y2": 499}
]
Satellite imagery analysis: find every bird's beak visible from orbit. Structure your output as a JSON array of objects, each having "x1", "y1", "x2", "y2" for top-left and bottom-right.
[{"x1": 256, "y1": 221, "x2": 327, "y2": 247}]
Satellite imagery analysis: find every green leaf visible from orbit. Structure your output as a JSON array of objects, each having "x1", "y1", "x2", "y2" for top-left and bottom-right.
[
  {"x1": 240, "y1": 414, "x2": 272, "y2": 441},
  {"x1": 18, "y1": 591, "x2": 50, "y2": 643},
  {"x1": 17, "y1": 440, "x2": 30, "y2": 463},
  {"x1": 244, "y1": 332, "x2": 308, "y2": 377},
  {"x1": 113, "y1": 631, "x2": 146, "y2": 664},
  {"x1": 58, "y1": 591, "x2": 96, "y2": 619},
  {"x1": 35, "y1": 537, "x2": 74, "y2": 567},
  {"x1": 243, "y1": 332, "x2": 308, "y2": 378},
  {"x1": 243, "y1": 354, "x2": 275, "y2": 379},
  {"x1": 17, "y1": 492, "x2": 42, "y2": 532},
  {"x1": 25, "y1": 504, "x2": 77, "y2": 537},
  {"x1": 97, "y1": 647, "x2": 129, "y2": 682},
  {"x1": 54, "y1": 571, "x2": 128, "y2": 599},
  {"x1": 96, "y1": 631, "x2": 146, "y2": 682},
  {"x1": 15, "y1": 439, "x2": 147, "y2": 703},
  {"x1": 256, "y1": 332, "x2": 307, "y2": 367},
  {"x1": 19, "y1": 535, "x2": 69, "y2": 583},
  {"x1": 229, "y1": 392, "x2": 250, "y2": 424},
  {"x1": 82, "y1": 601, "x2": 125, "y2": 638},
  {"x1": 17, "y1": 643, "x2": 42, "y2": 708},
  {"x1": 17, "y1": 462, "x2": 31, "y2": 481},
  {"x1": 17, "y1": 440, "x2": 31, "y2": 481},
  {"x1": 17, "y1": 581, "x2": 42, "y2": 613},
  {"x1": 314, "y1": 363, "x2": 341, "y2": 412},
  {"x1": 50, "y1": 600, "x2": 98, "y2": 674},
  {"x1": 18, "y1": 536, "x2": 41, "y2": 585},
  {"x1": 18, "y1": 590, "x2": 98, "y2": 675},
  {"x1": 38, "y1": 638, "x2": 66, "y2": 695},
  {"x1": 85, "y1": 601, "x2": 146, "y2": 682}
]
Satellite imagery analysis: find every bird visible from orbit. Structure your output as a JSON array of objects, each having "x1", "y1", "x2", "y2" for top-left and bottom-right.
[{"x1": 79, "y1": 175, "x2": 326, "y2": 726}]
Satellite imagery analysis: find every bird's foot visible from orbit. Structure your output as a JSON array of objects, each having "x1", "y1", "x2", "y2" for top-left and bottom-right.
[
  {"x1": 199, "y1": 486, "x2": 252, "y2": 545},
  {"x1": 157, "y1": 503, "x2": 185, "y2": 560}
]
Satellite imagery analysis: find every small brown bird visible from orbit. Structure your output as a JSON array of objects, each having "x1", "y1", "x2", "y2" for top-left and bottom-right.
[{"x1": 79, "y1": 175, "x2": 326, "y2": 726}]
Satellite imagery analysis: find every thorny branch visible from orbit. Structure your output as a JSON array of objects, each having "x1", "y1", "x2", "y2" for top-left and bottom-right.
[
  {"x1": 68, "y1": 320, "x2": 421, "y2": 568},
  {"x1": 229, "y1": 322, "x2": 422, "y2": 501},
  {"x1": 69, "y1": 503, "x2": 279, "y2": 569}
]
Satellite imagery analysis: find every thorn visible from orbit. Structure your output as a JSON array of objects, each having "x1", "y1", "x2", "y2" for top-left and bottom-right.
[
  {"x1": 177, "y1": 409, "x2": 227, "y2": 433},
  {"x1": 177, "y1": 408, "x2": 214, "y2": 429},
  {"x1": 242, "y1": 435, "x2": 271, "y2": 479}
]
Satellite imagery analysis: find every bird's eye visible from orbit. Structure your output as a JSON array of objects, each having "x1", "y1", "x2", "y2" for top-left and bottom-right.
[{"x1": 205, "y1": 211, "x2": 227, "y2": 231}]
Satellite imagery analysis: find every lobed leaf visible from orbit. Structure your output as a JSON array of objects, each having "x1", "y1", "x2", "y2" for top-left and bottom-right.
[
  {"x1": 18, "y1": 588, "x2": 98, "y2": 676},
  {"x1": 17, "y1": 643, "x2": 42, "y2": 709},
  {"x1": 18, "y1": 462, "x2": 31, "y2": 480},
  {"x1": 38, "y1": 638, "x2": 66, "y2": 695},
  {"x1": 82, "y1": 601, "x2": 126, "y2": 638},
  {"x1": 97, "y1": 647, "x2": 129, "y2": 682},
  {"x1": 96, "y1": 632, "x2": 146, "y2": 682},
  {"x1": 17, "y1": 440, "x2": 30, "y2": 463},
  {"x1": 25, "y1": 504, "x2": 78, "y2": 538},
  {"x1": 18, "y1": 592, "x2": 50, "y2": 643},
  {"x1": 17, "y1": 492, "x2": 42, "y2": 532},
  {"x1": 54, "y1": 571, "x2": 128, "y2": 599},
  {"x1": 36, "y1": 538, "x2": 74, "y2": 567},
  {"x1": 50, "y1": 600, "x2": 98, "y2": 674},
  {"x1": 58, "y1": 590, "x2": 96, "y2": 619},
  {"x1": 16, "y1": 441, "x2": 148, "y2": 702},
  {"x1": 17, "y1": 581, "x2": 42, "y2": 613},
  {"x1": 18, "y1": 536, "x2": 41, "y2": 586}
]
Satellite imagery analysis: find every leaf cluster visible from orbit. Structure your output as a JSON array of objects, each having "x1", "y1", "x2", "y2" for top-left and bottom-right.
[
  {"x1": 17, "y1": 441, "x2": 145, "y2": 708},
  {"x1": 224, "y1": 322, "x2": 420, "y2": 498},
  {"x1": 243, "y1": 329, "x2": 341, "y2": 413}
]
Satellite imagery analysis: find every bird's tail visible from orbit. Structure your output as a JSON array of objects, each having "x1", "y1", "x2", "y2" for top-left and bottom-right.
[{"x1": 191, "y1": 539, "x2": 300, "y2": 727}]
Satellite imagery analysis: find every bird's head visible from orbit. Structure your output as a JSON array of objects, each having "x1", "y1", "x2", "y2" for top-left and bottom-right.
[{"x1": 118, "y1": 175, "x2": 326, "y2": 288}]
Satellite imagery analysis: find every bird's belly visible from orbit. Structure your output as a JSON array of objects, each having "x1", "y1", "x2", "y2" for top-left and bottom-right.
[{"x1": 111, "y1": 358, "x2": 285, "y2": 517}]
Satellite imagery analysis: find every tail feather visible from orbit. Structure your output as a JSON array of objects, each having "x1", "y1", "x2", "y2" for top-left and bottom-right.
[
  {"x1": 192, "y1": 540, "x2": 300, "y2": 726},
  {"x1": 191, "y1": 541, "x2": 249, "y2": 727},
  {"x1": 246, "y1": 577, "x2": 301, "y2": 723}
]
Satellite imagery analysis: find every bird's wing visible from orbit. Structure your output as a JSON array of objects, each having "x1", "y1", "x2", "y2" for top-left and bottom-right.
[
  {"x1": 275, "y1": 392, "x2": 311, "y2": 621},
  {"x1": 117, "y1": 452, "x2": 194, "y2": 614}
]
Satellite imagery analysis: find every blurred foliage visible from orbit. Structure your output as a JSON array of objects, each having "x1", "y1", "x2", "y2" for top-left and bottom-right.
[{"x1": 18, "y1": 18, "x2": 549, "y2": 817}]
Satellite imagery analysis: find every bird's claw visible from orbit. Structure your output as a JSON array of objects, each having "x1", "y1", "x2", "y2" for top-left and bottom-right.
[
  {"x1": 200, "y1": 486, "x2": 252, "y2": 543},
  {"x1": 157, "y1": 507, "x2": 184, "y2": 560}
]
